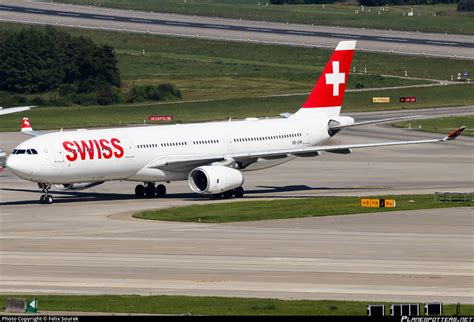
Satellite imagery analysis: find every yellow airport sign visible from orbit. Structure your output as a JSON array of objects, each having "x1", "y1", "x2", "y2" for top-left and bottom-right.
[
  {"x1": 361, "y1": 198, "x2": 396, "y2": 208},
  {"x1": 360, "y1": 199, "x2": 371, "y2": 207},
  {"x1": 372, "y1": 97, "x2": 390, "y2": 103},
  {"x1": 385, "y1": 199, "x2": 396, "y2": 208},
  {"x1": 371, "y1": 199, "x2": 380, "y2": 207}
]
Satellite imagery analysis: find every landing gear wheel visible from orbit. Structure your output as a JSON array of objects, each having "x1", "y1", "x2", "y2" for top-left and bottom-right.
[
  {"x1": 145, "y1": 183, "x2": 156, "y2": 198},
  {"x1": 40, "y1": 194, "x2": 53, "y2": 204},
  {"x1": 39, "y1": 183, "x2": 52, "y2": 204},
  {"x1": 156, "y1": 184, "x2": 166, "y2": 197},
  {"x1": 233, "y1": 187, "x2": 244, "y2": 198},
  {"x1": 135, "y1": 184, "x2": 145, "y2": 197},
  {"x1": 222, "y1": 190, "x2": 234, "y2": 199},
  {"x1": 213, "y1": 193, "x2": 223, "y2": 199}
]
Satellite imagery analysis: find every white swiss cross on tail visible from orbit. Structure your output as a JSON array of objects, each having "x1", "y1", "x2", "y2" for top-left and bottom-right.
[
  {"x1": 21, "y1": 117, "x2": 33, "y2": 133},
  {"x1": 325, "y1": 61, "x2": 345, "y2": 97},
  {"x1": 295, "y1": 40, "x2": 356, "y2": 117}
]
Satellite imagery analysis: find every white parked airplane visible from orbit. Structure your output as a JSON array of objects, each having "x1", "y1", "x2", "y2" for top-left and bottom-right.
[
  {"x1": 0, "y1": 105, "x2": 36, "y2": 116},
  {"x1": 6, "y1": 41, "x2": 465, "y2": 204}
]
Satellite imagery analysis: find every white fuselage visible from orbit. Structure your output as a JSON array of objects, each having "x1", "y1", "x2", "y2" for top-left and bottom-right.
[{"x1": 7, "y1": 116, "x2": 332, "y2": 184}]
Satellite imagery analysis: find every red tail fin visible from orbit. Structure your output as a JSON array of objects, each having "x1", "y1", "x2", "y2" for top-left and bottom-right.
[
  {"x1": 299, "y1": 41, "x2": 356, "y2": 113},
  {"x1": 21, "y1": 117, "x2": 32, "y2": 132}
]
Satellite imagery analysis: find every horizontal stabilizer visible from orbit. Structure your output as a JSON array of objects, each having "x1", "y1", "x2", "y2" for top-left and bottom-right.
[
  {"x1": 329, "y1": 115, "x2": 424, "y2": 129},
  {"x1": 280, "y1": 112, "x2": 293, "y2": 118}
]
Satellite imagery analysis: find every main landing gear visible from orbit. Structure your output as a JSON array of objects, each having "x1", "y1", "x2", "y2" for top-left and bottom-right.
[
  {"x1": 38, "y1": 183, "x2": 53, "y2": 204},
  {"x1": 135, "y1": 182, "x2": 167, "y2": 198},
  {"x1": 213, "y1": 186, "x2": 244, "y2": 199}
]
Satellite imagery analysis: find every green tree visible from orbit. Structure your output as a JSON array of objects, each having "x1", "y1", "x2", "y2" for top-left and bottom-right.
[{"x1": 0, "y1": 26, "x2": 120, "y2": 94}]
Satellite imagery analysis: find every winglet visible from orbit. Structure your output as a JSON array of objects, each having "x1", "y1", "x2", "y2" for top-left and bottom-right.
[
  {"x1": 443, "y1": 126, "x2": 466, "y2": 142},
  {"x1": 21, "y1": 117, "x2": 33, "y2": 133}
]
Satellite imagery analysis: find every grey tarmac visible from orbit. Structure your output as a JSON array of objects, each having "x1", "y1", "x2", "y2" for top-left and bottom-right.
[{"x1": 0, "y1": 108, "x2": 473, "y2": 303}]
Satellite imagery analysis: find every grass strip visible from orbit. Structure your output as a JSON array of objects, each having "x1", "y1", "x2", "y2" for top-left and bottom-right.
[
  {"x1": 394, "y1": 115, "x2": 474, "y2": 136},
  {"x1": 0, "y1": 295, "x2": 472, "y2": 315},
  {"x1": 134, "y1": 194, "x2": 472, "y2": 223}
]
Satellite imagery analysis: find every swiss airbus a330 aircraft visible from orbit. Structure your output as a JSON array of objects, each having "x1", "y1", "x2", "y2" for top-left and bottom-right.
[{"x1": 7, "y1": 41, "x2": 465, "y2": 204}]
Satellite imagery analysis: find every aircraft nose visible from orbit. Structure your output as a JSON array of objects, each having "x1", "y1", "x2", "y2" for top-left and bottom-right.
[
  {"x1": 6, "y1": 155, "x2": 29, "y2": 178},
  {"x1": 6, "y1": 155, "x2": 18, "y2": 172}
]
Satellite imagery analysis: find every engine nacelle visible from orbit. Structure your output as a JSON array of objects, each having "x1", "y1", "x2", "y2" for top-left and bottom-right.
[
  {"x1": 188, "y1": 166, "x2": 244, "y2": 194},
  {"x1": 54, "y1": 182, "x2": 104, "y2": 191}
]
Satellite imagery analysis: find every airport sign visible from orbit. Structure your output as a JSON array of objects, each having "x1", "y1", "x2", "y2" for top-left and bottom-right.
[
  {"x1": 372, "y1": 97, "x2": 390, "y2": 103},
  {"x1": 148, "y1": 115, "x2": 174, "y2": 121},
  {"x1": 361, "y1": 198, "x2": 396, "y2": 208},
  {"x1": 399, "y1": 97, "x2": 417, "y2": 103}
]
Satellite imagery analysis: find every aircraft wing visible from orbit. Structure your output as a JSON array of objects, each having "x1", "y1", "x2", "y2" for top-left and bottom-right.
[
  {"x1": 148, "y1": 155, "x2": 226, "y2": 172},
  {"x1": 148, "y1": 127, "x2": 465, "y2": 171},
  {"x1": 0, "y1": 106, "x2": 36, "y2": 116}
]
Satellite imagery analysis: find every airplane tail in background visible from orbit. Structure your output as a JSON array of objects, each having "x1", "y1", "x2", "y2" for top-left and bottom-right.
[
  {"x1": 21, "y1": 117, "x2": 33, "y2": 133},
  {"x1": 292, "y1": 40, "x2": 356, "y2": 118},
  {"x1": 20, "y1": 117, "x2": 42, "y2": 137}
]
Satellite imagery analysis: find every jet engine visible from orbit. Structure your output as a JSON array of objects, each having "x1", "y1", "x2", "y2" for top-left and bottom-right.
[
  {"x1": 54, "y1": 182, "x2": 104, "y2": 191},
  {"x1": 188, "y1": 166, "x2": 244, "y2": 194}
]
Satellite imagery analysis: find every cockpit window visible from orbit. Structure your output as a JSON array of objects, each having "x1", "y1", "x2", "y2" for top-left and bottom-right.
[{"x1": 12, "y1": 148, "x2": 37, "y2": 155}]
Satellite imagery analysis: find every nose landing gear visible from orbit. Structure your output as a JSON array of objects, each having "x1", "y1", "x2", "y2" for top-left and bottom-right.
[{"x1": 38, "y1": 183, "x2": 53, "y2": 204}]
